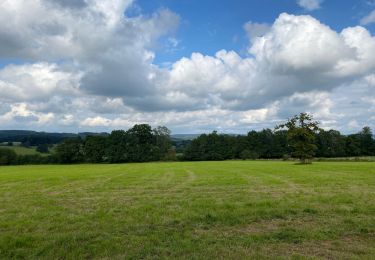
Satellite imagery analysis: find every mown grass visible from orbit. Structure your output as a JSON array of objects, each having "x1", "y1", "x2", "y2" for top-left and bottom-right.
[{"x1": 0, "y1": 161, "x2": 374, "y2": 259}]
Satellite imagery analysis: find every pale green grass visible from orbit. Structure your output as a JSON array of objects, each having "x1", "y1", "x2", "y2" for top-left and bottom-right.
[
  {"x1": 0, "y1": 161, "x2": 374, "y2": 259},
  {"x1": 0, "y1": 146, "x2": 42, "y2": 156}
]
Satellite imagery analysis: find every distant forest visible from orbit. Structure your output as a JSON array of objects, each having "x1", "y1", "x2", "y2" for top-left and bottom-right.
[{"x1": 0, "y1": 123, "x2": 374, "y2": 165}]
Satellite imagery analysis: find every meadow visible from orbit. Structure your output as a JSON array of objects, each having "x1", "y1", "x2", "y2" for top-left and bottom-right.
[
  {"x1": 0, "y1": 161, "x2": 374, "y2": 259},
  {"x1": 0, "y1": 145, "x2": 42, "y2": 156}
]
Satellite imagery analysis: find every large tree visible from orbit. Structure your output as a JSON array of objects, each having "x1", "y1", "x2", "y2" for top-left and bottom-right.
[
  {"x1": 276, "y1": 113, "x2": 320, "y2": 164},
  {"x1": 153, "y1": 126, "x2": 172, "y2": 160},
  {"x1": 359, "y1": 126, "x2": 374, "y2": 156},
  {"x1": 84, "y1": 135, "x2": 107, "y2": 163},
  {"x1": 55, "y1": 137, "x2": 84, "y2": 164}
]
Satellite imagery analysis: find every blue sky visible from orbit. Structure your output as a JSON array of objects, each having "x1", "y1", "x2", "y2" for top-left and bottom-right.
[
  {"x1": 1, "y1": 0, "x2": 375, "y2": 134},
  {"x1": 132, "y1": 0, "x2": 375, "y2": 65}
]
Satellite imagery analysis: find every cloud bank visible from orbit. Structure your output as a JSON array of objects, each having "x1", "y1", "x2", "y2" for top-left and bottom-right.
[{"x1": 0, "y1": 0, "x2": 375, "y2": 133}]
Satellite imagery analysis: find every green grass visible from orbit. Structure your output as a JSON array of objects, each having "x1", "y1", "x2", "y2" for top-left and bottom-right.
[
  {"x1": 0, "y1": 161, "x2": 374, "y2": 259},
  {"x1": 0, "y1": 145, "x2": 43, "y2": 156}
]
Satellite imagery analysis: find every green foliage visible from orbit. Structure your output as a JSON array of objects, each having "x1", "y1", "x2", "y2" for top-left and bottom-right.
[
  {"x1": 359, "y1": 127, "x2": 374, "y2": 155},
  {"x1": 1, "y1": 120, "x2": 375, "y2": 165},
  {"x1": 16, "y1": 154, "x2": 57, "y2": 165},
  {"x1": 0, "y1": 148, "x2": 17, "y2": 165},
  {"x1": 126, "y1": 124, "x2": 157, "y2": 162},
  {"x1": 83, "y1": 136, "x2": 107, "y2": 163},
  {"x1": 93, "y1": 125, "x2": 173, "y2": 163},
  {"x1": 55, "y1": 138, "x2": 84, "y2": 164},
  {"x1": 184, "y1": 131, "x2": 235, "y2": 161},
  {"x1": 36, "y1": 144, "x2": 49, "y2": 153},
  {"x1": 240, "y1": 149, "x2": 259, "y2": 160},
  {"x1": 316, "y1": 129, "x2": 346, "y2": 157},
  {"x1": 277, "y1": 113, "x2": 320, "y2": 163},
  {"x1": 153, "y1": 126, "x2": 172, "y2": 160},
  {"x1": 106, "y1": 130, "x2": 128, "y2": 163},
  {"x1": 2, "y1": 145, "x2": 42, "y2": 156}
]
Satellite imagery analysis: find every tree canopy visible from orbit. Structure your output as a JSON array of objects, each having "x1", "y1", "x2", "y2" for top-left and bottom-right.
[
  {"x1": 276, "y1": 113, "x2": 320, "y2": 163},
  {"x1": 1, "y1": 119, "x2": 375, "y2": 165}
]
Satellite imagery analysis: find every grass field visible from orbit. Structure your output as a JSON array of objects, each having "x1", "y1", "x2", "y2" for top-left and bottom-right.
[
  {"x1": 0, "y1": 161, "x2": 374, "y2": 259},
  {"x1": 0, "y1": 145, "x2": 44, "y2": 156}
]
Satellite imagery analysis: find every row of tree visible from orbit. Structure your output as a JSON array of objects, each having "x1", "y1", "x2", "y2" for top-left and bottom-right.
[
  {"x1": 184, "y1": 114, "x2": 375, "y2": 162},
  {"x1": 55, "y1": 124, "x2": 175, "y2": 164},
  {"x1": 1, "y1": 114, "x2": 375, "y2": 165},
  {"x1": 0, "y1": 124, "x2": 175, "y2": 165}
]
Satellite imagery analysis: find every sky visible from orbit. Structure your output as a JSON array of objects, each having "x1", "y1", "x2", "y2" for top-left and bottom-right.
[{"x1": 1, "y1": 0, "x2": 375, "y2": 134}]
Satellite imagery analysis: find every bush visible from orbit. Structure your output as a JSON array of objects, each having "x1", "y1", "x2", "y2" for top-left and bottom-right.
[
  {"x1": 240, "y1": 150, "x2": 259, "y2": 160},
  {"x1": 165, "y1": 148, "x2": 177, "y2": 161},
  {"x1": 240, "y1": 149, "x2": 252, "y2": 160},
  {"x1": 16, "y1": 154, "x2": 58, "y2": 165},
  {"x1": 0, "y1": 148, "x2": 17, "y2": 165},
  {"x1": 36, "y1": 144, "x2": 49, "y2": 153}
]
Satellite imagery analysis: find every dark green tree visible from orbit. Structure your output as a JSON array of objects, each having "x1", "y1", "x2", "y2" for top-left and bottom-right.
[
  {"x1": 126, "y1": 124, "x2": 156, "y2": 162},
  {"x1": 36, "y1": 144, "x2": 49, "y2": 153},
  {"x1": 276, "y1": 113, "x2": 320, "y2": 164},
  {"x1": 345, "y1": 134, "x2": 361, "y2": 156},
  {"x1": 316, "y1": 129, "x2": 346, "y2": 157},
  {"x1": 106, "y1": 130, "x2": 128, "y2": 163},
  {"x1": 0, "y1": 148, "x2": 17, "y2": 165},
  {"x1": 55, "y1": 138, "x2": 84, "y2": 164},
  {"x1": 184, "y1": 131, "x2": 237, "y2": 161},
  {"x1": 359, "y1": 126, "x2": 374, "y2": 156},
  {"x1": 84, "y1": 136, "x2": 107, "y2": 163},
  {"x1": 153, "y1": 126, "x2": 172, "y2": 160}
]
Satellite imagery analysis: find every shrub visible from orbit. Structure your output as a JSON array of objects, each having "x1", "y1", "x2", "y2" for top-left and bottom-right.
[
  {"x1": 0, "y1": 148, "x2": 17, "y2": 165},
  {"x1": 240, "y1": 149, "x2": 252, "y2": 160},
  {"x1": 36, "y1": 144, "x2": 49, "y2": 153}
]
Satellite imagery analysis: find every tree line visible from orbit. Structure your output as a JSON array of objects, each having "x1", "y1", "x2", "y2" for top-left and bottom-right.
[
  {"x1": 0, "y1": 114, "x2": 375, "y2": 165},
  {"x1": 184, "y1": 127, "x2": 375, "y2": 161},
  {"x1": 0, "y1": 124, "x2": 175, "y2": 165},
  {"x1": 184, "y1": 113, "x2": 375, "y2": 163}
]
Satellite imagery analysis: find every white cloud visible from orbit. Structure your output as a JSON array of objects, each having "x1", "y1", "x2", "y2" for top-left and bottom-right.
[
  {"x1": 162, "y1": 13, "x2": 375, "y2": 112},
  {"x1": 59, "y1": 114, "x2": 75, "y2": 126},
  {"x1": 0, "y1": 2, "x2": 375, "y2": 133},
  {"x1": 361, "y1": 9, "x2": 375, "y2": 25},
  {"x1": 81, "y1": 116, "x2": 112, "y2": 127},
  {"x1": 0, "y1": 103, "x2": 55, "y2": 126},
  {"x1": 0, "y1": 0, "x2": 179, "y2": 99},
  {"x1": 243, "y1": 21, "x2": 271, "y2": 42},
  {"x1": 297, "y1": 0, "x2": 323, "y2": 11},
  {"x1": 0, "y1": 63, "x2": 81, "y2": 102}
]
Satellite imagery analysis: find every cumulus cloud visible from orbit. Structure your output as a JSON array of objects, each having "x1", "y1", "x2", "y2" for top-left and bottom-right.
[
  {"x1": 0, "y1": 0, "x2": 179, "y2": 99},
  {"x1": 162, "y1": 13, "x2": 375, "y2": 112},
  {"x1": 0, "y1": 63, "x2": 81, "y2": 102},
  {"x1": 0, "y1": 103, "x2": 55, "y2": 126},
  {"x1": 297, "y1": 0, "x2": 323, "y2": 11},
  {"x1": 0, "y1": 1, "x2": 375, "y2": 133}
]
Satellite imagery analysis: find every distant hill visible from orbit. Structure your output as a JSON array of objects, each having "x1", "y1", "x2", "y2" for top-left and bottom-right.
[
  {"x1": 0, "y1": 130, "x2": 108, "y2": 145},
  {"x1": 171, "y1": 134, "x2": 200, "y2": 140},
  {"x1": 0, "y1": 130, "x2": 199, "y2": 153}
]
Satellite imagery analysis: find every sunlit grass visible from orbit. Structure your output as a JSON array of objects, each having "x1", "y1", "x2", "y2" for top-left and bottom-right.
[
  {"x1": 0, "y1": 145, "x2": 42, "y2": 155},
  {"x1": 0, "y1": 161, "x2": 374, "y2": 259}
]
